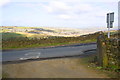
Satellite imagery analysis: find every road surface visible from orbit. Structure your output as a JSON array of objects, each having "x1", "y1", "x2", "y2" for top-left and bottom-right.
[{"x1": 2, "y1": 43, "x2": 97, "y2": 62}]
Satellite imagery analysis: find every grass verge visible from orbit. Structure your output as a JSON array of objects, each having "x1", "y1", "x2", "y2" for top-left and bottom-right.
[
  {"x1": 2, "y1": 39, "x2": 96, "y2": 50},
  {"x1": 2, "y1": 72, "x2": 9, "y2": 78},
  {"x1": 76, "y1": 50, "x2": 119, "y2": 78}
]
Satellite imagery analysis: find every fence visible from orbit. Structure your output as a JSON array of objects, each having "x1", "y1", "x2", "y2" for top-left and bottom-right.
[{"x1": 97, "y1": 32, "x2": 120, "y2": 70}]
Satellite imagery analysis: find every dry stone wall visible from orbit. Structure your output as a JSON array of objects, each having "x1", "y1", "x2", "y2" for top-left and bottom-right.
[{"x1": 97, "y1": 32, "x2": 120, "y2": 70}]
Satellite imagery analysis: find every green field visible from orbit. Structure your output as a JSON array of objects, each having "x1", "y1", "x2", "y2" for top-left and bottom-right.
[{"x1": 1, "y1": 32, "x2": 26, "y2": 40}]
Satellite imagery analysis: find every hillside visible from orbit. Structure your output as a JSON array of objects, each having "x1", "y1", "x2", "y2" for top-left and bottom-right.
[
  {"x1": 1, "y1": 26, "x2": 98, "y2": 37},
  {"x1": 1, "y1": 26, "x2": 118, "y2": 50}
]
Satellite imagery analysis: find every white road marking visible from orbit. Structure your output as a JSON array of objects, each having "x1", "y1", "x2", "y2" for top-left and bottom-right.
[{"x1": 20, "y1": 52, "x2": 41, "y2": 60}]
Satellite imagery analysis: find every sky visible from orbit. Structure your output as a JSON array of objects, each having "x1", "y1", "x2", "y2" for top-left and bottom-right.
[
  {"x1": 118, "y1": 1, "x2": 120, "y2": 29},
  {"x1": 0, "y1": 0, "x2": 119, "y2": 29}
]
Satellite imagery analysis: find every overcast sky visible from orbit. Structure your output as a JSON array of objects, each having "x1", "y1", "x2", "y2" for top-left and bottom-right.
[{"x1": 0, "y1": 0, "x2": 119, "y2": 29}]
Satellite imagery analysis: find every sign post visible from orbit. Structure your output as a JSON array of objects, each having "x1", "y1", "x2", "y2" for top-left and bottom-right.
[{"x1": 107, "y1": 12, "x2": 114, "y2": 38}]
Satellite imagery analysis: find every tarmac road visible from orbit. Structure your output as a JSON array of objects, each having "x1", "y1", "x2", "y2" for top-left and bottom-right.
[{"x1": 2, "y1": 43, "x2": 97, "y2": 62}]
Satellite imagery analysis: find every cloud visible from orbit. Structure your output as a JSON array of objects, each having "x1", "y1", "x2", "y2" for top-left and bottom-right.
[
  {"x1": 41, "y1": 1, "x2": 95, "y2": 19},
  {"x1": 58, "y1": 14, "x2": 72, "y2": 19},
  {"x1": 41, "y1": 1, "x2": 109, "y2": 20},
  {"x1": 41, "y1": 1, "x2": 71, "y2": 13},
  {"x1": 0, "y1": 0, "x2": 10, "y2": 6},
  {"x1": 74, "y1": 4, "x2": 93, "y2": 12},
  {"x1": 13, "y1": 0, "x2": 117, "y2": 21},
  {"x1": 13, "y1": 0, "x2": 119, "y2": 3}
]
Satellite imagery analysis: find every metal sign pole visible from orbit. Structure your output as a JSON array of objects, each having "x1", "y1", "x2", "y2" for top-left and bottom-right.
[{"x1": 108, "y1": 27, "x2": 110, "y2": 38}]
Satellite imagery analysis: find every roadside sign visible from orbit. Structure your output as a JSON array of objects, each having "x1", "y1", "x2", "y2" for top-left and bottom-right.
[
  {"x1": 106, "y1": 12, "x2": 114, "y2": 38},
  {"x1": 110, "y1": 12, "x2": 114, "y2": 22},
  {"x1": 107, "y1": 21, "x2": 113, "y2": 28},
  {"x1": 107, "y1": 12, "x2": 114, "y2": 28}
]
